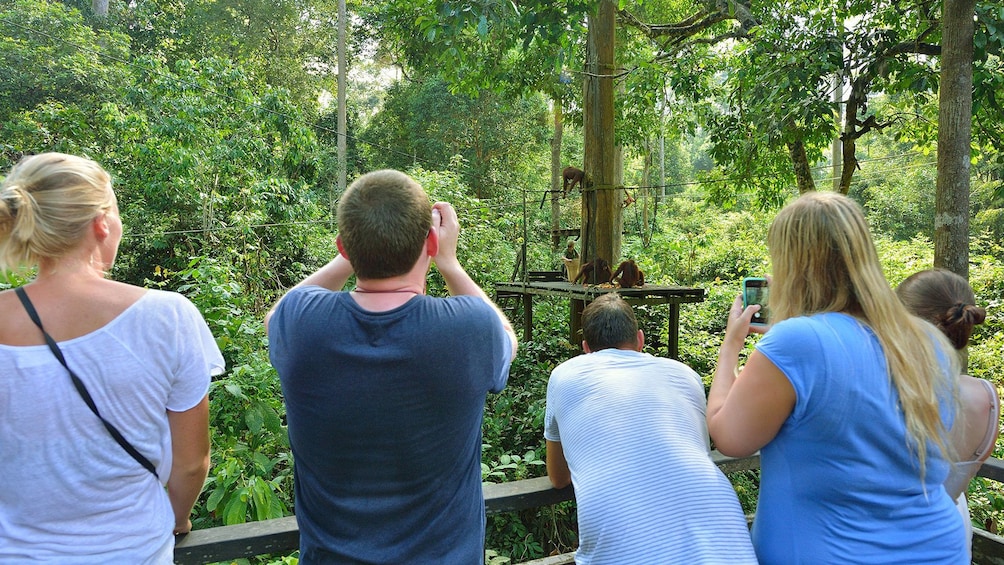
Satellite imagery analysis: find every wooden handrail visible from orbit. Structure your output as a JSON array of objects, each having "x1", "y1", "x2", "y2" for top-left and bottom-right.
[{"x1": 175, "y1": 454, "x2": 1004, "y2": 564}]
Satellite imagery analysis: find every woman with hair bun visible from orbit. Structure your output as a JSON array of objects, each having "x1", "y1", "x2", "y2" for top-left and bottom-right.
[
  {"x1": 898, "y1": 268, "x2": 999, "y2": 559},
  {"x1": 708, "y1": 191, "x2": 967, "y2": 563},
  {"x1": 0, "y1": 153, "x2": 224, "y2": 563}
]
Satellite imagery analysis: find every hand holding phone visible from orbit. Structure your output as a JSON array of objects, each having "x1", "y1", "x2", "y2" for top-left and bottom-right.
[{"x1": 742, "y1": 277, "x2": 769, "y2": 326}]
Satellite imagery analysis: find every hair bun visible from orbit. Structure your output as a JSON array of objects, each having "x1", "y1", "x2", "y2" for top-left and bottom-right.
[
  {"x1": 5, "y1": 184, "x2": 36, "y2": 236},
  {"x1": 961, "y1": 303, "x2": 987, "y2": 326},
  {"x1": 0, "y1": 185, "x2": 20, "y2": 227}
]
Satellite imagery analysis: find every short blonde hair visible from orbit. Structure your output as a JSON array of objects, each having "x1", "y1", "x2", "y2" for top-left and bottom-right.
[
  {"x1": 0, "y1": 153, "x2": 115, "y2": 271},
  {"x1": 768, "y1": 191, "x2": 957, "y2": 477}
]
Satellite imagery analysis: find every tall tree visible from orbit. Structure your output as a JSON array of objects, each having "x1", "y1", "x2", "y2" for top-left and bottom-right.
[
  {"x1": 935, "y1": 0, "x2": 976, "y2": 276},
  {"x1": 0, "y1": 0, "x2": 130, "y2": 125},
  {"x1": 360, "y1": 78, "x2": 551, "y2": 198}
]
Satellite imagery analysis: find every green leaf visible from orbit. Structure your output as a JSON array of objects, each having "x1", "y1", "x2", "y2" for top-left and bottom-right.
[
  {"x1": 224, "y1": 382, "x2": 247, "y2": 400},
  {"x1": 222, "y1": 488, "x2": 249, "y2": 525},
  {"x1": 245, "y1": 404, "x2": 265, "y2": 434},
  {"x1": 206, "y1": 485, "x2": 226, "y2": 513}
]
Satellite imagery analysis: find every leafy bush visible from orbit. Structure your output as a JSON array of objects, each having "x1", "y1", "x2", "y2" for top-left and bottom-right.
[{"x1": 158, "y1": 257, "x2": 293, "y2": 528}]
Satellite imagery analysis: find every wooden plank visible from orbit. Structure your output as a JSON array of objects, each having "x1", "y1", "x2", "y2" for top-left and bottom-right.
[
  {"x1": 493, "y1": 281, "x2": 706, "y2": 348},
  {"x1": 485, "y1": 477, "x2": 575, "y2": 515},
  {"x1": 973, "y1": 528, "x2": 1004, "y2": 564},
  {"x1": 517, "y1": 551, "x2": 577, "y2": 565},
  {"x1": 173, "y1": 515, "x2": 299, "y2": 565},
  {"x1": 527, "y1": 270, "x2": 565, "y2": 283},
  {"x1": 493, "y1": 281, "x2": 707, "y2": 303},
  {"x1": 977, "y1": 458, "x2": 1004, "y2": 483},
  {"x1": 177, "y1": 452, "x2": 1004, "y2": 564},
  {"x1": 713, "y1": 451, "x2": 761, "y2": 474}
]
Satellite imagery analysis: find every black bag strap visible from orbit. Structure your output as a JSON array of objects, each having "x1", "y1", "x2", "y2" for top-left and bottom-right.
[{"x1": 15, "y1": 287, "x2": 159, "y2": 478}]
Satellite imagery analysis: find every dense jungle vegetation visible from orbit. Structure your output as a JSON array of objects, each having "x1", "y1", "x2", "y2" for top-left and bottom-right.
[{"x1": 2, "y1": 0, "x2": 1004, "y2": 562}]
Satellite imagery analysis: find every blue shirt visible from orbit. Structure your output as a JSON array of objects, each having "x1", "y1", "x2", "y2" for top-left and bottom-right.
[
  {"x1": 753, "y1": 313, "x2": 966, "y2": 564},
  {"x1": 269, "y1": 287, "x2": 512, "y2": 564}
]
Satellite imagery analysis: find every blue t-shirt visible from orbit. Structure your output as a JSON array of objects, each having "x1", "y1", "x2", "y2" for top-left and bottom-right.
[
  {"x1": 268, "y1": 287, "x2": 512, "y2": 564},
  {"x1": 753, "y1": 312, "x2": 966, "y2": 564}
]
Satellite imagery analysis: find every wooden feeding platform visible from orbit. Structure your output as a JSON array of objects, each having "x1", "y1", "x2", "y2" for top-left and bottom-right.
[{"x1": 493, "y1": 278, "x2": 706, "y2": 359}]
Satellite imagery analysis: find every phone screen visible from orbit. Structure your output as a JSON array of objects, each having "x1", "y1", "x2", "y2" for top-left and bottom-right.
[{"x1": 742, "y1": 277, "x2": 769, "y2": 326}]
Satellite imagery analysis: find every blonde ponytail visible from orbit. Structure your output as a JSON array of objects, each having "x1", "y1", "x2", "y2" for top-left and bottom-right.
[{"x1": 0, "y1": 153, "x2": 114, "y2": 273}]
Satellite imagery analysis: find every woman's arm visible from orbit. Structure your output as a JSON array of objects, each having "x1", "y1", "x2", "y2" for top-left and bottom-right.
[
  {"x1": 166, "y1": 394, "x2": 211, "y2": 535},
  {"x1": 707, "y1": 295, "x2": 796, "y2": 457}
]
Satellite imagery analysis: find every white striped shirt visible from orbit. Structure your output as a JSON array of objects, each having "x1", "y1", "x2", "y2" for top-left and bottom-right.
[{"x1": 545, "y1": 349, "x2": 757, "y2": 565}]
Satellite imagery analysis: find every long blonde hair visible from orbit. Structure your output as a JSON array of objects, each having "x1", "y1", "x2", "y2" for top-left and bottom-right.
[
  {"x1": 767, "y1": 191, "x2": 957, "y2": 477},
  {"x1": 0, "y1": 153, "x2": 115, "y2": 272}
]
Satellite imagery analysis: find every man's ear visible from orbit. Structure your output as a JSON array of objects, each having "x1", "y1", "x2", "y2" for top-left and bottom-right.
[
  {"x1": 582, "y1": 340, "x2": 592, "y2": 353},
  {"x1": 636, "y1": 330, "x2": 645, "y2": 352},
  {"x1": 425, "y1": 225, "x2": 439, "y2": 257},
  {"x1": 336, "y1": 236, "x2": 350, "y2": 259}
]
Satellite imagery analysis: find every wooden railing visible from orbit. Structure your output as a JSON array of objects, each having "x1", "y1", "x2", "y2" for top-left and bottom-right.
[{"x1": 174, "y1": 453, "x2": 1004, "y2": 565}]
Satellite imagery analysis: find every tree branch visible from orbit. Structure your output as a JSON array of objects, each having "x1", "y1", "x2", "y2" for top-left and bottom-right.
[
  {"x1": 618, "y1": 0, "x2": 757, "y2": 47},
  {"x1": 886, "y1": 41, "x2": 942, "y2": 57}
]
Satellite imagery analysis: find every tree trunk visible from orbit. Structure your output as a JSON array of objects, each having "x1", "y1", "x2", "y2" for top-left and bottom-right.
[
  {"x1": 582, "y1": 0, "x2": 618, "y2": 272},
  {"x1": 336, "y1": 0, "x2": 347, "y2": 216},
  {"x1": 832, "y1": 74, "x2": 843, "y2": 191},
  {"x1": 551, "y1": 97, "x2": 564, "y2": 251},
  {"x1": 92, "y1": 0, "x2": 109, "y2": 17},
  {"x1": 838, "y1": 76, "x2": 870, "y2": 195},
  {"x1": 642, "y1": 137, "x2": 652, "y2": 246},
  {"x1": 786, "y1": 139, "x2": 816, "y2": 193},
  {"x1": 934, "y1": 0, "x2": 974, "y2": 278},
  {"x1": 613, "y1": 142, "x2": 623, "y2": 260}
]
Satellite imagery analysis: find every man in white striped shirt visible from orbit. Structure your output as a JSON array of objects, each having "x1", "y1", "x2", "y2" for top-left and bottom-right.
[{"x1": 544, "y1": 293, "x2": 757, "y2": 564}]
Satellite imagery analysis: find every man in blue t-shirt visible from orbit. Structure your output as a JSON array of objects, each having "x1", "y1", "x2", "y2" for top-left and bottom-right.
[{"x1": 265, "y1": 169, "x2": 517, "y2": 564}]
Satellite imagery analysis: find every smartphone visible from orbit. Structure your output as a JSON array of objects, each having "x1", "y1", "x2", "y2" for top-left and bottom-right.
[{"x1": 742, "y1": 277, "x2": 769, "y2": 326}]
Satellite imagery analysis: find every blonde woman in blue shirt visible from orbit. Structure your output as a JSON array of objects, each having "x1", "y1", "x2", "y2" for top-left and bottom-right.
[{"x1": 708, "y1": 191, "x2": 966, "y2": 564}]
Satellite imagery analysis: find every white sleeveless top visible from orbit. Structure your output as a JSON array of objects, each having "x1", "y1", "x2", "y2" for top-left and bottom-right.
[{"x1": 945, "y1": 377, "x2": 1000, "y2": 499}]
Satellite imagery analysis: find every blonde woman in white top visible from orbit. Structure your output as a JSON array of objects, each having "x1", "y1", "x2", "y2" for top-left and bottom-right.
[{"x1": 0, "y1": 153, "x2": 224, "y2": 563}]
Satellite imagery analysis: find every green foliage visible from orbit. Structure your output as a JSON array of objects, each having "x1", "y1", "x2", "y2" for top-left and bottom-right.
[
  {"x1": 162, "y1": 258, "x2": 294, "y2": 528},
  {"x1": 111, "y1": 0, "x2": 340, "y2": 110},
  {"x1": 854, "y1": 163, "x2": 937, "y2": 241},
  {"x1": 359, "y1": 0, "x2": 589, "y2": 99},
  {"x1": 623, "y1": 191, "x2": 771, "y2": 285},
  {"x1": 361, "y1": 78, "x2": 552, "y2": 199},
  {"x1": 481, "y1": 303, "x2": 580, "y2": 560},
  {"x1": 0, "y1": 0, "x2": 131, "y2": 124},
  {"x1": 409, "y1": 166, "x2": 520, "y2": 291},
  {"x1": 1, "y1": 52, "x2": 335, "y2": 300},
  {"x1": 4, "y1": 0, "x2": 1004, "y2": 556}
]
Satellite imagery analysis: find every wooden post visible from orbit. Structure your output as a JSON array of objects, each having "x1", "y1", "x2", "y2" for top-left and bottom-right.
[
  {"x1": 582, "y1": 0, "x2": 618, "y2": 267},
  {"x1": 668, "y1": 303, "x2": 681, "y2": 359},
  {"x1": 551, "y1": 97, "x2": 564, "y2": 251},
  {"x1": 570, "y1": 299, "x2": 585, "y2": 347}
]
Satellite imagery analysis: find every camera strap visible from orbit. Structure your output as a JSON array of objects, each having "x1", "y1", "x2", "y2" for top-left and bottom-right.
[{"x1": 14, "y1": 287, "x2": 159, "y2": 479}]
